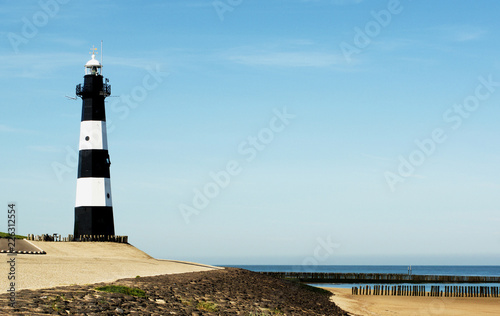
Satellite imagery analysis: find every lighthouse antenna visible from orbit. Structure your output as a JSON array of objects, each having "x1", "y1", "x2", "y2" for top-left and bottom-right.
[{"x1": 101, "y1": 40, "x2": 103, "y2": 75}]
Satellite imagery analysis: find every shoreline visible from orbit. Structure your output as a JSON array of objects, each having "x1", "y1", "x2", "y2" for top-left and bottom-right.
[{"x1": 326, "y1": 287, "x2": 500, "y2": 316}]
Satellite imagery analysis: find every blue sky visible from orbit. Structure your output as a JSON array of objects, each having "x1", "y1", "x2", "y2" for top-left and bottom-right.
[{"x1": 1, "y1": 0, "x2": 500, "y2": 265}]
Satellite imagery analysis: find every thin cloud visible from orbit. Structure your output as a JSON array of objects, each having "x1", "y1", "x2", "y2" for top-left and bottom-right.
[
  {"x1": 398, "y1": 56, "x2": 437, "y2": 66},
  {"x1": 228, "y1": 51, "x2": 345, "y2": 67},
  {"x1": 27, "y1": 145, "x2": 62, "y2": 153},
  {"x1": 298, "y1": 0, "x2": 363, "y2": 4},
  {"x1": 184, "y1": 2, "x2": 214, "y2": 8},
  {"x1": 45, "y1": 35, "x2": 89, "y2": 48},
  {"x1": 0, "y1": 124, "x2": 35, "y2": 134},
  {"x1": 331, "y1": 0, "x2": 363, "y2": 4},
  {"x1": 285, "y1": 39, "x2": 316, "y2": 46},
  {"x1": 0, "y1": 51, "x2": 166, "y2": 78},
  {"x1": 362, "y1": 153, "x2": 394, "y2": 162},
  {"x1": 453, "y1": 28, "x2": 486, "y2": 42},
  {"x1": 430, "y1": 25, "x2": 487, "y2": 42},
  {"x1": 410, "y1": 174, "x2": 427, "y2": 179},
  {"x1": 105, "y1": 56, "x2": 167, "y2": 70},
  {"x1": 0, "y1": 52, "x2": 83, "y2": 79},
  {"x1": 0, "y1": 124, "x2": 18, "y2": 133},
  {"x1": 370, "y1": 38, "x2": 423, "y2": 52}
]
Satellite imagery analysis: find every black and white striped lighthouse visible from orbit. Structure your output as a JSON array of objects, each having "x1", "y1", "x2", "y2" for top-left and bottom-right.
[{"x1": 74, "y1": 49, "x2": 115, "y2": 238}]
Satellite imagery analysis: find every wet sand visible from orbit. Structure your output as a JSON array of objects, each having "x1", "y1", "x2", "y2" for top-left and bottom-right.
[{"x1": 326, "y1": 287, "x2": 500, "y2": 316}]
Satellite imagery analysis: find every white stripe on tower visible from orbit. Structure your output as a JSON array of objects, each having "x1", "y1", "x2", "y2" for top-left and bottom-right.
[
  {"x1": 78, "y1": 121, "x2": 108, "y2": 151},
  {"x1": 75, "y1": 178, "x2": 112, "y2": 207}
]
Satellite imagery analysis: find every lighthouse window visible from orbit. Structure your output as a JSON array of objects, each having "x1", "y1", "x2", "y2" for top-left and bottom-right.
[
  {"x1": 85, "y1": 136, "x2": 90, "y2": 141},
  {"x1": 107, "y1": 193, "x2": 110, "y2": 199}
]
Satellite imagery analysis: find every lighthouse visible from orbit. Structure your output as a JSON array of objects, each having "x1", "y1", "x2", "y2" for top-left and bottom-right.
[{"x1": 74, "y1": 49, "x2": 115, "y2": 238}]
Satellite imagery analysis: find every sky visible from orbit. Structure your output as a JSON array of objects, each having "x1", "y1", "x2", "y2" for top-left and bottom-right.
[{"x1": 1, "y1": 0, "x2": 500, "y2": 266}]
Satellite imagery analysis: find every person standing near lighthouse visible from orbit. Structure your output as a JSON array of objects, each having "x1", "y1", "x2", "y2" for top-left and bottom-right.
[{"x1": 74, "y1": 47, "x2": 115, "y2": 239}]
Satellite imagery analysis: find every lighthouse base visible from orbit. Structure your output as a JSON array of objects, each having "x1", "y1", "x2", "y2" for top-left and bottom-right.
[{"x1": 74, "y1": 206, "x2": 115, "y2": 238}]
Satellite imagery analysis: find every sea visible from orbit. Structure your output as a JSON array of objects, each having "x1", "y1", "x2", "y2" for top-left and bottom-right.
[{"x1": 224, "y1": 265, "x2": 500, "y2": 291}]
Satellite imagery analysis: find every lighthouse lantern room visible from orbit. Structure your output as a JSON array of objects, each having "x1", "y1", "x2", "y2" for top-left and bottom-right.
[{"x1": 85, "y1": 53, "x2": 101, "y2": 75}]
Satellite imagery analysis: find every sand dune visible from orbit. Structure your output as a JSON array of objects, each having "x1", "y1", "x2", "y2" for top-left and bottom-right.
[{"x1": 1, "y1": 241, "x2": 220, "y2": 292}]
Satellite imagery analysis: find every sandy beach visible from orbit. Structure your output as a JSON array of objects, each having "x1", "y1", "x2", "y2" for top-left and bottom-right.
[
  {"x1": 327, "y1": 287, "x2": 500, "y2": 316},
  {"x1": 1, "y1": 241, "x2": 219, "y2": 292}
]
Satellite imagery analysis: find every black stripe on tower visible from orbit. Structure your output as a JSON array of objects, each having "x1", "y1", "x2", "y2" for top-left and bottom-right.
[
  {"x1": 78, "y1": 74, "x2": 108, "y2": 121},
  {"x1": 74, "y1": 207, "x2": 115, "y2": 237},
  {"x1": 77, "y1": 150, "x2": 111, "y2": 178}
]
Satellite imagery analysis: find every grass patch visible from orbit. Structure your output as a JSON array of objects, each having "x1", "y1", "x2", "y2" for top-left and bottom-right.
[
  {"x1": 0, "y1": 232, "x2": 27, "y2": 239},
  {"x1": 181, "y1": 299, "x2": 193, "y2": 306},
  {"x1": 50, "y1": 295, "x2": 65, "y2": 311},
  {"x1": 95, "y1": 285, "x2": 146, "y2": 298},
  {"x1": 197, "y1": 300, "x2": 218, "y2": 312}
]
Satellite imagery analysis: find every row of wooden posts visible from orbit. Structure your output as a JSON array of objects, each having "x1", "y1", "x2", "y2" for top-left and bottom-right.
[
  {"x1": 441, "y1": 285, "x2": 499, "y2": 297},
  {"x1": 352, "y1": 285, "x2": 500, "y2": 297},
  {"x1": 262, "y1": 272, "x2": 500, "y2": 283},
  {"x1": 75, "y1": 235, "x2": 128, "y2": 243},
  {"x1": 352, "y1": 285, "x2": 426, "y2": 296},
  {"x1": 27, "y1": 234, "x2": 67, "y2": 242},
  {"x1": 26, "y1": 234, "x2": 128, "y2": 243}
]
